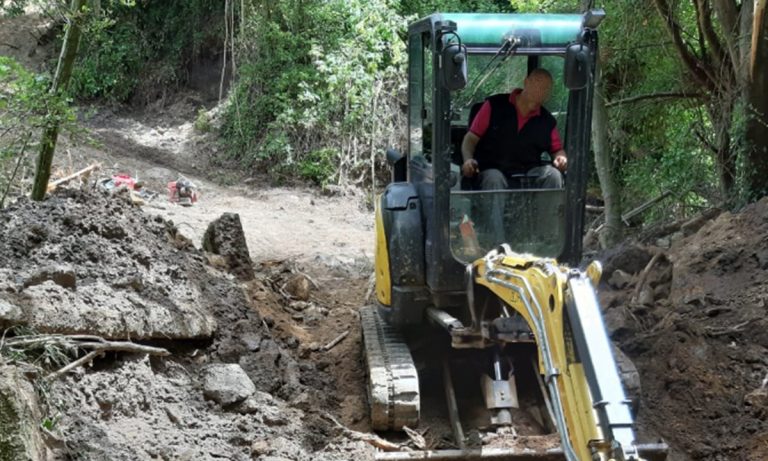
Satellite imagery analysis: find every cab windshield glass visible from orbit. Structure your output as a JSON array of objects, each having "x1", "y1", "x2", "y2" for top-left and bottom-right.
[{"x1": 448, "y1": 54, "x2": 568, "y2": 263}]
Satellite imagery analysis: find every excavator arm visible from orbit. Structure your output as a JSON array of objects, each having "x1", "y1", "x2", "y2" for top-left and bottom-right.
[{"x1": 474, "y1": 247, "x2": 641, "y2": 461}]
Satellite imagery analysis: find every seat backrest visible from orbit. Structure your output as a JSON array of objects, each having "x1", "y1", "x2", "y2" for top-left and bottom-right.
[{"x1": 468, "y1": 101, "x2": 484, "y2": 128}]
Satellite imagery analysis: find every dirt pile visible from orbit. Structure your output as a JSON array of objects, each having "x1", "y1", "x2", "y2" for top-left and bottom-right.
[
  {"x1": 598, "y1": 199, "x2": 768, "y2": 461},
  {"x1": 0, "y1": 189, "x2": 374, "y2": 461},
  {"x1": 0, "y1": 189, "x2": 216, "y2": 339}
]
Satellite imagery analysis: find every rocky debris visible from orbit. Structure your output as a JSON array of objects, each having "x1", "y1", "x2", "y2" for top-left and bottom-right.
[
  {"x1": 50, "y1": 355, "x2": 374, "y2": 461},
  {"x1": 0, "y1": 189, "x2": 217, "y2": 339},
  {"x1": 0, "y1": 366, "x2": 49, "y2": 461},
  {"x1": 202, "y1": 364, "x2": 256, "y2": 406},
  {"x1": 202, "y1": 212, "x2": 255, "y2": 281}
]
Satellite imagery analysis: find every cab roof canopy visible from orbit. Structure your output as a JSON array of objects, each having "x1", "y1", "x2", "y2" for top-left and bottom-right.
[{"x1": 416, "y1": 13, "x2": 589, "y2": 53}]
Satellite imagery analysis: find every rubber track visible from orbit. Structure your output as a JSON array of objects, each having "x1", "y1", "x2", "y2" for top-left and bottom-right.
[{"x1": 360, "y1": 306, "x2": 420, "y2": 431}]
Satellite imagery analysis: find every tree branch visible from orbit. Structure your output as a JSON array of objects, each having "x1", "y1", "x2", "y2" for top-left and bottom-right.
[
  {"x1": 653, "y1": 0, "x2": 714, "y2": 90},
  {"x1": 694, "y1": 0, "x2": 725, "y2": 64},
  {"x1": 712, "y1": 0, "x2": 741, "y2": 73},
  {"x1": 606, "y1": 92, "x2": 703, "y2": 108}
]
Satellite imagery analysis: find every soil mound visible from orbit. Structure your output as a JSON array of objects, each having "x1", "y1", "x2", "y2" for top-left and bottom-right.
[
  {"x1": 0, "y1": 189, "x2": 374, "y2": 460},
  {"x1": 0, "y1": 189, "x2": 216, "y2": 339},
  {"x1": 599, "y1": 198, "x2": 768, "y2": 461}
]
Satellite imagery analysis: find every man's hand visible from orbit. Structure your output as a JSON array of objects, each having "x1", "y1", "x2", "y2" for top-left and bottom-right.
[
  {"x1": 553, "y1": 152, "x2": 567, "y2": 172},
  {"x1": 462, "y1": 159, "x2": 479, "y2": 177}
]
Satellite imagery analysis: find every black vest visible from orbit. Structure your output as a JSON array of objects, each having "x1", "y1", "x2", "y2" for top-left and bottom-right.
[{"x1": 474, "y1": 93, "x2": 556, "y2": 175}]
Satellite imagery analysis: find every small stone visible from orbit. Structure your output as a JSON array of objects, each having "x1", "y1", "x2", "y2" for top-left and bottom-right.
[
  {"x1": 289, "y1": 301, "x2": 310, "y2": 311},
  {"x1": 744, "y1": 388, "x2": 768, "y2": 408},
  {"x1": 608, "y1": 269, "x2": 632, "y2": 290},
  {"x1": 669, "y1": 230, "x2": 685, "y2": 244},
  {"x1": 251, "y1": 440, "x2": 270, "y2": 457},
  {"x1": 164, "y1": 406, "x2": 183, "y2": 426},
  {"x1": 202, "y1": 364, "x2": 256, "y2": 406},
  {"x1": 638, "y1": 287, "x2": 655, "y2": 306},
  {"x1": 241, "y1": 334, "x2": 261, "y2": 352},
  {"x1": 235, "y1": 397, "x2": 260, "y2": 414},
  {"x1": 284, "y1": 274, "x2": 311, "y2": 301}
]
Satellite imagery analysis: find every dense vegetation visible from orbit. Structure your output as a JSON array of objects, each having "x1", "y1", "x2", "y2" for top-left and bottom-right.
[{"x1": 1, "y1": 0, "x2": 767, "y2": 242}]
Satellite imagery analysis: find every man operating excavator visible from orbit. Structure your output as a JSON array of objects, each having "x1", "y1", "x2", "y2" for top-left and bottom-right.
[{"x1": 461, "y1": 68, "x2": 567, "y2": 190}]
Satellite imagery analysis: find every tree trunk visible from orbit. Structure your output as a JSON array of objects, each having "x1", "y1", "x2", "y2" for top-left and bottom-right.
[
  {"x1": 30, "y1": 0, "x2": 87, "y2": 201},
  {"x1": 592, "y1": 62, "x2": 622, "y2": 248},
  {"x1": 708, "y1": 101, "x2": 736, "y2": 199},
  {"x1": 745, "y1": 0, "x2": 768, "y2": 199}
]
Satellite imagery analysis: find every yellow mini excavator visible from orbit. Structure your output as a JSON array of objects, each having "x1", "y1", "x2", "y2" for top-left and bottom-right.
[{"x1": 361, "y1": 11, "x2": 668, "y2": 461}]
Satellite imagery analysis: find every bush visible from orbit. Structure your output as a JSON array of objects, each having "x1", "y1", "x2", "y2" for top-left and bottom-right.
[
  {"x1": 299, "y1": 148, "x2": 337, "y2": 186},
  {"x1": 70, "y1": 16, "x2": 146, "y2": 101},
  {"x1": 68, "y1": 0, "x2": 223, "y2": 103},
  {"x1": 194, "y1": 108, "x2": 212, "y2": 133},
  {"x1": 0, "y1": 57, "x2": 78, "y2": 205},
  {"x1": 221, "y1": 0, "x2": 408, "y2": 188}
]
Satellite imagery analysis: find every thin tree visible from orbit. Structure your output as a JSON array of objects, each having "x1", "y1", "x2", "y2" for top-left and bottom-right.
[
  {"x1": 30, "y1": 0, "x2": 87, "y2": 201},
  {"x1": 582, "y1": 0, "x2": 622, "y2": 247},
  {"x1": 745, "y1": 0, "x2": 768, "y2": 198}
]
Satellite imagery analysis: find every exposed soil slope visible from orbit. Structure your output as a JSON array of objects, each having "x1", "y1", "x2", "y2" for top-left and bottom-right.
[{"x1": 599, "y1": 199, "x2": 768, "y2": 461}]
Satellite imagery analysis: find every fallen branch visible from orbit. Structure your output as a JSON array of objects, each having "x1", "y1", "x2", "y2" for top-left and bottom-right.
[
  {"x1": 403, "y1": 426, "x2": 427, "y2": 450},
  {"x1": 323, "y1": 413, "x2": 402, "y2": 451},
  {"x1": 46, "y1": 350, "x2": 103, "y2": 381},
  {"x1": 704, "y1": 318, "x2": 759, "y2": 337},
  {"x1": 630, "y1": 252, "x2": 663, "y2": 305},
  {"x1": 622, "y1": 190, "x2": 673, "y2": 225},
  {"x1": 46, "y1": 162, "x2": 100, "y2": 193},
  {"x1": 322, "y1": 330, "x2": 350, "y2": 352},
  {"x1": 606, "y1": 92, "x2": 702, "y2": 108},
  {"x1": 290, "y1": 265, "x2": 320, "y2": 290},
  {"x1": 0, "y1": 132, "x2": 32, "y2": 208}
]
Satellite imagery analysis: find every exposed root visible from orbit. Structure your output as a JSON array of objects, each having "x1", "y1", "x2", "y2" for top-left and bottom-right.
[
  {"x1": 2, "y1": 333, "x2": 170, "y2": 380},
  {"x1": 322, "y1": 413, "x2": 403, "y2": 452}
]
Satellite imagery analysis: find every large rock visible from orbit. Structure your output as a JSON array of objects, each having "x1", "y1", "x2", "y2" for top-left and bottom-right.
[
  {"x1": 202, "y1": 364, "x2": 256, "y2": 406},
  {"x1": 202, "y1": 213, "x2": 254, "y2": 281},
  {"x1": 0, "y1": 366, "x2": 48, "y2": 461}
]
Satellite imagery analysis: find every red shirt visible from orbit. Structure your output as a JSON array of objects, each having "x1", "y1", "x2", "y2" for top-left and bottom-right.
[{"x1": 469, "y1": 89, "x2": 563, "y2": 153}]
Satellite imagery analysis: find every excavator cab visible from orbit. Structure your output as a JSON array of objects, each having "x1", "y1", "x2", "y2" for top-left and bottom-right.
[{"x1": 364, "y1": 11, "x2": 668, "y2": 461}]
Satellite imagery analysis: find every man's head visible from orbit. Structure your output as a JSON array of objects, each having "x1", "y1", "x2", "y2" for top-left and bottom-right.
[{"x1": 522, "y1": 68, "x2": 553, "y2": 107}]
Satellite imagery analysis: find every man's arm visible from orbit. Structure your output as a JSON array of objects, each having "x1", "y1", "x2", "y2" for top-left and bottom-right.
[
  {"x1": 461, "y1": 132, "x2": 480, "y2": 177},
  {"x1": 550, "y1": 127, "x2": 567, "y2": 172},
  {"x1": 461, "y1": 101, "x2": 492, "y2": 177}
]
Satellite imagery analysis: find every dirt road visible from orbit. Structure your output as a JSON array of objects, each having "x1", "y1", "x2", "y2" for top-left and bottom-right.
[{"x1": 61, "y1": 103, "x2": 374, "y2": 265}]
